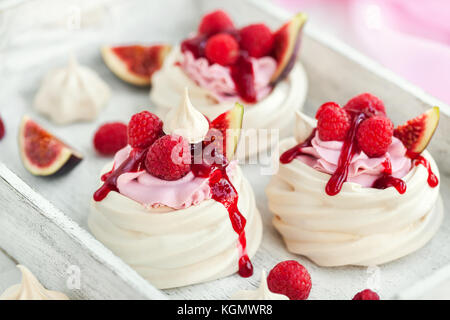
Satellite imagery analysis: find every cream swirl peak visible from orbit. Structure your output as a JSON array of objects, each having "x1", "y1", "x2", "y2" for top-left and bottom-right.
[
  {"x1": 163, "y1": 87, "x2": 209, "y2": 143},
  {"x1": 0, "y1": 265, "x2": 69, "y2": 300},
  {"x1": 230, "y1": 271, "x2": 289, "y2": 300}
]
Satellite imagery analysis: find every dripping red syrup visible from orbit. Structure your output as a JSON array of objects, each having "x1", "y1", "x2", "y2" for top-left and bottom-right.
[
  {"x1": 180, "y1": 31, "x2": 262, "y2": 103},
  {"x1": 191, "y1": 149, "x2": 253, "y2": 277},
  {"x1": 94, "y1": 143, "x2": 253, "y2": 278},
  {"x1": 280, "y1": 129, "x2": 317, "y2": 164},
  {"x1": 381, "y1": 158, "x2": 392, "y2": 174},
  {"x1": 279, "y1": 114, "x2": 367, "y2": 195},
  {"x1": 372, "y1": 158, "x2": 406, "y2": 194},
  {"x1": 279, "y1": 112, "x2": 412, "y2": 195},
  {"x1": 325, "y1": 113, "x2": 366, "y2": 196},
  {"x1": 93, "y1": 148, "x2": 147, "y2": 202},
  {"x1": 406, "y1": 151, "x2": 439, "y2": 187}
]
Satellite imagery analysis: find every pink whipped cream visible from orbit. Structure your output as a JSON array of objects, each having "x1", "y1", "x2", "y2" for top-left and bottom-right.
[
  {"x1": 297, "y1": 131, "x2": 412, "y2": 187},
  {"x1": 180, "y1": 50, "x2": 276, "y2": 102},
  {"x1": 111, "y1": 146, "x2": 236, "y2": 210}
]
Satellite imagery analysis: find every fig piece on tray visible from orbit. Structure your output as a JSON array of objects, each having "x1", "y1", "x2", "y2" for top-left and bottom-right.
[
  {"x1": 101, "y1": 44, "x2": 171, "y2": 86},
  {"x1": 271, "y1": 12, "x2": 307, "y2": 84},
  {"x1": 19, "y1": 116, "x2": 82, "y2": 176},
  {"x1": 394, "y1": 107, "x2": 440, "y2": 155}
]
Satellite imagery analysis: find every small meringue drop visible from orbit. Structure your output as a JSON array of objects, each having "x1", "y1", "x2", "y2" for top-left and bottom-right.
[
  {"x1": 230, "y1": 271, "x2": 289, "y2": 300},
  {"x1": 0, "y1": 265, "x2": 69, "y2": 300},
  {"x1": 163, "y1": 87, "x2": 209, "y2": 143},
  {"x1": 34, "y1": 54, "x2": 110, "y2": 124}
]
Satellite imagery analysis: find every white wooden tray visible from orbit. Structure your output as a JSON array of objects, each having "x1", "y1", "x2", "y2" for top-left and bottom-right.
[{"x1": 0, "y1": 0, "x2": 449, "y2": 299}]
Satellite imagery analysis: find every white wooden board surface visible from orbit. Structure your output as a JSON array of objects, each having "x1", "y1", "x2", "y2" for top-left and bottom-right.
[
  {"x1": 0, "y1": 163, "x2": 167, "y2": 299},
  {"x1": 0, "y1": 0, "x2": 449, "y2": 299},
  {"x1": 0, "y1": 249, "x2": 20, "y2": 294}
]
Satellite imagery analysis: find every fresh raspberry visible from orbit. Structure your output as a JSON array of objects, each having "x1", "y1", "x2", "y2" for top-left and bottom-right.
[
  {"x1": 198, "y1": 10, "x2": 234, "y2": 35},
  {"x1": 239, "y1": 24, "x2": 274, "y2": 58},
  {"x1": 205, "y1": 33, "x2": 239, "y2": 66},
  {"x1": 93, "y1": 122, "x2": 128, "y2": 156},
  {"x1": 344, "y1": 93, "x2": 386, "y2": 117},
  {"x1": 267, "y1": 260, "x2": 312, "y2": 300},
  {"x1": 0, "y1": 116, "x2": 5, "y2": 140},
  {"x1": 127, "y1": 111, "x2": 163, "y2": 149},
  {"x1": 315, "y1": 101, "x2": 340, "y2": 119},
  {"x1": 356, "y1": 116, "x2": 393, "y2": 157},
  {"x1": 145, "y1": 135, "x2": 191, "y2": 181},
  {"x1": 352, "y1": 289, "x2": 380, "y2": 300},
  {"x1": 317, "y1": 103, "x2": 351, "y2": 141}
]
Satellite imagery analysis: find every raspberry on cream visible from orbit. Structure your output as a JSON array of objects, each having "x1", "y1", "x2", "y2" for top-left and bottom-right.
[
  {"x1": 112, "y1": 145, "x2": 235, "y2": 209},
  {"x1": 150, "y1": 11, "x2": 308, "y2": 159},
  {"x1": 296, "y1": 131, "x2": 411, "y2": 187},
  {"x1": 151, "y1": 47, "x2": 307, "y2": 159},
  {"x1": 181, "y1": 50, "x2": 277, "y2": 103}
]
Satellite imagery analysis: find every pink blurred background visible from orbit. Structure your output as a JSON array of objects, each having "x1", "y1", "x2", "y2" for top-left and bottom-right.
[{"x1": 276, "y1": 0, "x2": 450, "y2": 105}]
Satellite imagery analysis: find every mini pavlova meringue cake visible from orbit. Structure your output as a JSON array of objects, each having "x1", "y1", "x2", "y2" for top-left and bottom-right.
[
  {"x1": 0, "y1": 265, "x2": 69, "y2": 300},
  {"x1": 150, "y1": 10, "x2": 308, "y2": 158},
  {"x1": 267, "y1": 93, "x2": 443, "y2": 267},
  {"x1": 89, "y1": 89, "x2": 262, "y2": 289}
]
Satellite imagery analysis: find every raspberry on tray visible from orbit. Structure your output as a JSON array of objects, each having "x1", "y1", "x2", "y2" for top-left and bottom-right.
[
  {"x1": 267, "y1": 260, "x2": 312, "y2": 300},
  {"x1": 93, "y1": 122, "x2": 128, "y2": 156}
]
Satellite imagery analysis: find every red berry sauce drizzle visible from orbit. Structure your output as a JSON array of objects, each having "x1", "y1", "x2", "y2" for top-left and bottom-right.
[
  {"x1": 93, "y1": 148, "x2": 147, "y2": 201},
  {"x1": 279, "y1": 129, "x2": 316, "y2": 164},
  {"x1": 372, "y1": 158, "x2": 406, "y2": 194},
  {"x1": 324, "y1": 113, "x2": 366, "y2": 195},
  {"x1": 191, "y1": 148, "x2": 253, "y2": 277},
  {"x1": 181, "y1": 31, "x2": 259, "y2": 103},
  {"x1": 94, "y1": 143, "x2": 253, "y2": 278},
  {"x1": 279, "y1": 110, "x2": 440, "y2": 195},
  {"x1": 407, "y1": 151, "x2": 439, "y2": 187}
]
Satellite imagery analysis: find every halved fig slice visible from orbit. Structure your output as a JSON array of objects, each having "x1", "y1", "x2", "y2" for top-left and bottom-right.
[
  {"x1": 271, "y1": 12, "x2": 307, "y2": 84},
  {"x1": 207, "y1": 103, "x2": 244, "y2": 161},
  {"x1": 394, "y1": 107, "x2": 440, "y2": 155},
  {"x1": 101, "y1": 44, "x2": 171, "y2": 86},
  {"x1": 19, "y1": 116, "x2": 82, "y2": 176}
]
